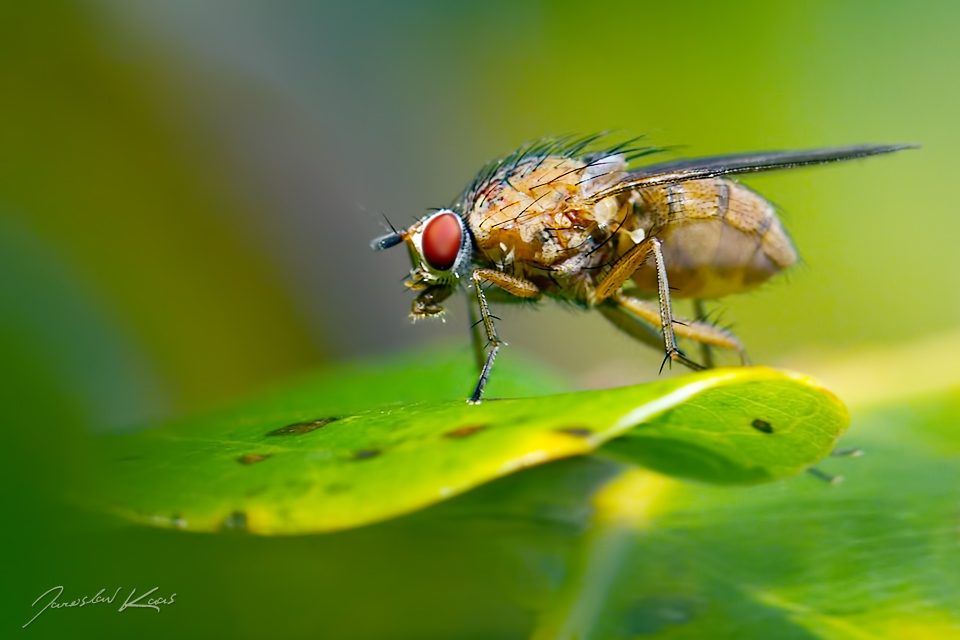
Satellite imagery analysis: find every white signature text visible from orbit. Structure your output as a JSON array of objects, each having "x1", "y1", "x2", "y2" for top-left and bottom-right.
[{"x1": 23, "y1": 585, "x2": 177, "y2": 628}]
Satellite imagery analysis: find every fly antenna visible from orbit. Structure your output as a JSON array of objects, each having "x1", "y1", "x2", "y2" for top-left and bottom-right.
[
  {"x1": 371, "y1": 231, "x2": 403, "y2": 251},
  {"x1": 357, "y1": 202, "x2": 404, "y2": 250}
]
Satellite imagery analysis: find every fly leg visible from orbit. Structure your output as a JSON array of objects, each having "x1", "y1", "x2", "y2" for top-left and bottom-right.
[
  {"x1": 595, "y1": 237, "x2": 699, "y2": 370},
  {"x1": 693, "y1": 299, "x2": 715, "y2": 368},
  {"x1": 468, "y1": 268, "x2": 541, "y2": 403},
  {"x1": 595, "y1": 236, "x2": 745, "y2": 370},
  {"x1": 469, "y1": 274, "x2": 499, "y2": 404},
  {"x1": 605, "y1": 238, "x2": 703, "y2": 371},
  {"x1": 646, "y1": 238, "x2": 698, "y2": 371},
  {"x1": 467, "y1": 297, "x2": 485, "y2": 374},
  {"x1": 594, "y1": 233, "x2": 656, "y2": 302},
  {"x1": 597, "y1": 302, "x2": 665, "y2": 352},
  {"x1": 613, "y1": 292, "x2": 747, "y2": 365}
]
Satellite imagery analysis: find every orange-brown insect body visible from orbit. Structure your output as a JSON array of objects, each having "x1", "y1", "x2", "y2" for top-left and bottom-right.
[
  {"x1": 630, "y1": 178, "x2": 798, "y2": 299},
  {"x1": 371, "y1": 137, "x2": 914, "y2": 402},
  {"x1": 465, "y1": 154, "x2": 797, "y2": 304},
  {"x1": 466, "y1": 155, "x2": 630, "y2": 304}
]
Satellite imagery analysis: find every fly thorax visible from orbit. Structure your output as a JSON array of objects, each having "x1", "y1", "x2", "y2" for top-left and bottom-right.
[{"x1": 467, "y1": 154, "x2": 627, "y2": 269}]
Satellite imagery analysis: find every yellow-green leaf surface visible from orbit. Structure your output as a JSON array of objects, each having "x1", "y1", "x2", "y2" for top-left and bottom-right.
[
  {"x1": 94, "y1": 350, "x2": 848, "y2": 534},
  {"x1": 530, "y1": 384, "x2": 960, "y2": 640}
]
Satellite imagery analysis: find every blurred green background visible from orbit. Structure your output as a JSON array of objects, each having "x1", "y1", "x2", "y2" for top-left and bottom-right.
[{"x1": 2, "y1": 1, "x2": 957, "y2": 637}]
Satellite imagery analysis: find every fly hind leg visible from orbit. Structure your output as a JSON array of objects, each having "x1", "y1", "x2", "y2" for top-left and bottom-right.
[
  {"x1": 693, "y1": 298, "x2": 715, "y2": 368},
  {"x1": 596, "y1": 235, "x2": 747, "y2": 370},
  {"x1": 614, "y1": 291, "x2": 748, "y2": 366},
  {"x1": 598, "y1": 302, "x2": 666, "y2": 353},
  {"x1": 468, "y1": 268, "x2": 541, "y2": 403},
  {"x1": 597, "y1": 237, "x2": 701, "y2": 371}
]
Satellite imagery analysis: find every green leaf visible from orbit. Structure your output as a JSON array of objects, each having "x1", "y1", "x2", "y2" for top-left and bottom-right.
[
  {"x1": 91, "y1": 349, "x2": 847, "y2": 535},
  {"x1": 531, "y1": 387, "x2": 960, "y2": 639},
  {"x1": 600, "y1": 376, "x2": 847, "y2": 484}
]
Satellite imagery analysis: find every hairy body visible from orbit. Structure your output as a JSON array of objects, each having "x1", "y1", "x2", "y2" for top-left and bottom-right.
[
  {"x1": 463, "y1": 151, "x2": 798, "y2": 305},
  {"x1": 372, "y1": 136, "x2": 913, "y2": 401}
]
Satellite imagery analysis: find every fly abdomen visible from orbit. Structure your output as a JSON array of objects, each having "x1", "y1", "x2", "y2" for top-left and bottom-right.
[{"x1": 631, "y1": 178, "x2": 798, "y2": 299}]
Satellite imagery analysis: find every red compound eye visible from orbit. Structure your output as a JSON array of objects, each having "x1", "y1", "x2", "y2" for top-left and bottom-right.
[{"x1": 422, "y1": 212, "x2": 462, "y2": 271}]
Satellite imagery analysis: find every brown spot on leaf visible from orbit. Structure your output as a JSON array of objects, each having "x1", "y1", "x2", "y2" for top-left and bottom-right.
[
  {"x1": 445, "y1": 424, "x2": 486, "y2": 439},
  {"x1": 751, "y1": 419, "x2": 774, "y2": 434},
  {"x1": 268, "y1": 417, "x2": 340, "y2": 437},
  {"x1": 285, "y1": 479, "x2": 312, "y2": 492},
  {"x1": 237, "y1": 453, "x2": 272, "y2": 465},
  {"x1": 326, "y1": 483, "x2": 350, "y2": 495},
  {"x1": 557, "y1": 427, "x2": 593, "y2": 437},
  {"x1": 353, "y1": 449, "x2": 381, "y2": 461},
  {"x1": 223, "y1": 511, "x2": 247, "y2": 531}
]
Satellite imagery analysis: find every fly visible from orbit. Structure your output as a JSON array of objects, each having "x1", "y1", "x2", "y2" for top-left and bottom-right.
[{"x1": 371, "y1": 136, "x2": 916, "y2": 403}]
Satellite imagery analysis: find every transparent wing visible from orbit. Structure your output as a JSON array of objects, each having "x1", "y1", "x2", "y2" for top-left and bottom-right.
[{"x1": 585, "y1": 143, "x2": 918, "y2": 203}]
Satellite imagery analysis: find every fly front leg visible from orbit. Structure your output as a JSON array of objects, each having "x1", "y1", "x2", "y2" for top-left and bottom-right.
[
  {"x1": 467, "y1": 297, "x2": 485, "y2": 374},
  {"x1": 468, "y1": 268, "x2": 541, "y2": 403}
]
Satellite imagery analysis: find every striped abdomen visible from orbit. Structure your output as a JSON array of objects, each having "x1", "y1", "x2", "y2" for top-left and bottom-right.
[{"x1": 630, "y1": 178, "x2": 799, "y2": 299}]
